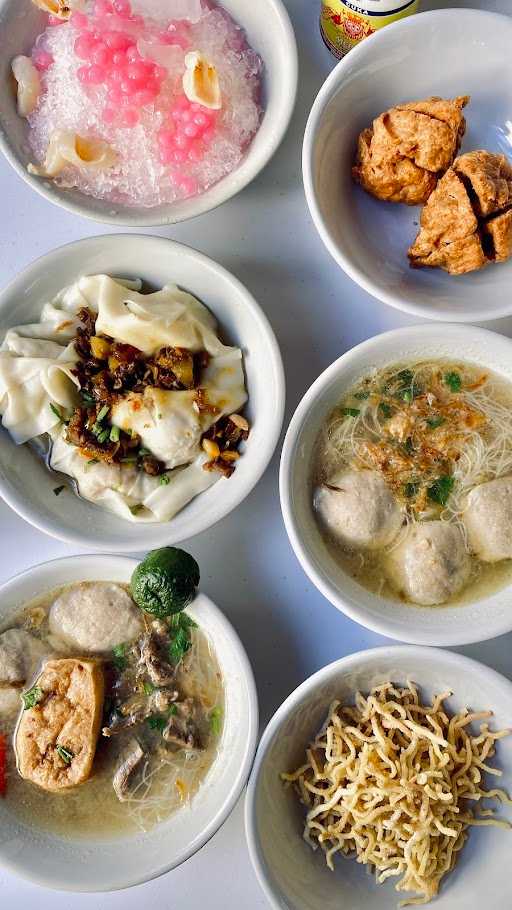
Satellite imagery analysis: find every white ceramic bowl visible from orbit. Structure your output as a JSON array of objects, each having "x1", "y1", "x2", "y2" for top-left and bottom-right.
[
  {"x1": 245, "y1": 645, "x2": 512, "y2": 910},
  {"x1": 280, "y1": 323, "x2": 512, "y2": 646},
  {"x1": 0, "y1": 234, "x2": 285, "y2": 550},
  {"x1": 303, "y1": 8, "x2": 512, "y2": 323},
  {"x1": 0, "y1": 0, "x2": 297, "y2": 226},
  {"x1": 0, "y1": 553, "x2": 258, "y2": 891}
]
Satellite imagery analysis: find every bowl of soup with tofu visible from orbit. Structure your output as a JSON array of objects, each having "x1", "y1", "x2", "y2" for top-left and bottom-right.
[
  {"x1": 0, "y1": 550, "x2": 258, "y2": 891},
  {"x1": 280, "y1": 324, "x2": 512, "y2": 646}
]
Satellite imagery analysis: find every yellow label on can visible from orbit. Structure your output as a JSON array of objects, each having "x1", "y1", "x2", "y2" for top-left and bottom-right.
[{"x1": 320, "y1": 0, "x2": 420, "y2": 58}]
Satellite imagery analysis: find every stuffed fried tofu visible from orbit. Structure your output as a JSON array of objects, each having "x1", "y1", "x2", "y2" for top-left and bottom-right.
[
  {"x1": 353, "y1": 95, "x2": 469, "y2": 205},
  {"x1": 16, "y1": 658, "x2": 105, "y2": 792},
  {"x1": 409, "y1": 150, "x2": 512, "y2": 274}
]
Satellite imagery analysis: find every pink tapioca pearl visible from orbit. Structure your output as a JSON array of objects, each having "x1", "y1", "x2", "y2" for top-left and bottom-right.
[
  {"x1": 32, "y1": 49, "x2": 54, "y2": 71},
  {"x1": 111, "y1": 50, "x2": 127, "y2": 66},
  {"x1": 175, "y1": 95, "x2": 190, "y2": 111},
  {"x1": 91, "y1": 44, "x2": 110, "y2": 66},
  {"x1": 121, "y1": 108, "x2": 139, "y2": 127},
  {"x1": 102, "y1": 107, "x2": 116, "y2": 123},
  {"x1": 94, "y1": 0, "x2": 113, "y2": 17},
  {"x1": 126, "y1": 61, "x2": 147, "y2": 81},
  {"x1": 105, "y1": 31, "x2": 132, "y2": 51},
  {"x1": 87, "y1": 64, "x2": 106, "y2": 84},
  {"x1": 174, "y1": 132, "x2": 191, "y2": 151},
  {"x1": 126, "y1": 46, "x2": 140, "y2": 63},
  {"x1": 188, "y1": 143, "x2": 204, "y2": 162},
  {"x1": 158, "y1": 147, "x2": 174, "y2": 165},
  {"x1": 77, "y1": 65, "x2": 91, "y2": 84},
  {"x1": 112, "y1": 0, "x2": 131, "y2": 17},
  {"x1": 193, "y1": 111, "x2": 209, "y2": 129},
  {"x1": 134, "y1": 89, "x2": 157, "y2": 107},
  {"x1": 74, "y1": 34, "x2": 95, "y2": 59},
  {"x1": 157, "y1": 128, "x2": 175, "y2": 149},
  {"x1": 71, "y1": 11, "x2": 89, "y2": 29},
  {"x1": 106, "y1": 68, "x2": 123, "y2": 86},
  {"x1": 183, "y1": 123, "x2": 200, "y2": 139},
  {"x1": 108, "y1": 85, "x2": 123, "y2": 104},
  {"x1": 120, "y1": 78, "x2": 138, "y2": 96}
]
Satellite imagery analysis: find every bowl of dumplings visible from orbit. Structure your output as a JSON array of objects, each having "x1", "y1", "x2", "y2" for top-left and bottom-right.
[
  {"x1": 303, "y1": 7, "x2": 512, "y2": 322},
  {"x1": 0, "y1": 233, "x2": 285, "y2": 550},
  {"x1": 280, "y1": 322, "x2": 512, "y2": 646}
]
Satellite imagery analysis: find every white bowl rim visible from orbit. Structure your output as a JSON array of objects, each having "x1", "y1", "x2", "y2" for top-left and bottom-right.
[
  {"x1": 244, "y1": 644, "x2": 512, "y2": 910},
  {"x1": 0, "y1": 552, "x2": 259, "y2": 891},
  {"x1": 0, "y1": 233, "x2": 286, "y2": 551},
  {"x1": 0, "y1": 0, "x2": 298, "y2": 227},
  {"x1": 302, "y1": 6, "x2": 512, "y2": 324},
  {"x1": 279, "y1": 322, "x2": 512, "y2": 646}
]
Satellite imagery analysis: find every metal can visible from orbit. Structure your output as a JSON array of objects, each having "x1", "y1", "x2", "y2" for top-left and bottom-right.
[{"x1": 320, "y1": 0, "x2": 420, "y2": 59}]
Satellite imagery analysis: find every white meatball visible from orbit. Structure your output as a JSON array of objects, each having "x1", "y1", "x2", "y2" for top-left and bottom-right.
[
  {"x1": 0, "y1": 629, "x2": 48, "y2": 687},
  {"x1": 314, "y1": 469, "x2": 402, "y2": 551},
  {"x1": 385, "y1": 521, "x2": 471, "y2": 606},
  {"x1": 464, "y1": 476, "x2": 512, "y2": 562},
  {"x1": 49, "y1": 582, "x2": 143, "y2": 653}
]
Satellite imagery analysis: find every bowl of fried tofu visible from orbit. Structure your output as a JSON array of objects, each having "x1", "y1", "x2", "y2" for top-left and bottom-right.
[{"x1": 303, "y1": 8, "x2": 512, "y2": 322}]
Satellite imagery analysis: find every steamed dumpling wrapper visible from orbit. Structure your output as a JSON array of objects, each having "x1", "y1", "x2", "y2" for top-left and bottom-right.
[{"x1": 0, "y1": 275, "x2": 247, "y2": 522}]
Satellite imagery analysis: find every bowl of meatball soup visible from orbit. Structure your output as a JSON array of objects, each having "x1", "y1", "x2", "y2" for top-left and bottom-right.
[{"x1": 280, "y1": 324, "x2": 512, "y2": 646}]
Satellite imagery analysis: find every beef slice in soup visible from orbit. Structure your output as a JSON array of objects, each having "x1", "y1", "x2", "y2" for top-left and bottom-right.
[
  {"x1": 464, "y1": 475, "x2": 512, "y2": 562},
  {"x1": 49, "y1": 582, "x2": 143, "y2": 653},
  {"x1": 384, "y1": 521, "x2": 471, "y2": 606},
  {"x1": 16, "y1": 658, "x2": 104, "y2": 791},
  {"x1": 0, "y1": 629, "x2": 48, "y2": 687}
]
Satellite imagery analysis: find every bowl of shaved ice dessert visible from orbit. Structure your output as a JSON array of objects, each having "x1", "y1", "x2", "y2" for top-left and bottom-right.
[{"x1": 0, "y1": 0, "x2": 297, "y2": 224}]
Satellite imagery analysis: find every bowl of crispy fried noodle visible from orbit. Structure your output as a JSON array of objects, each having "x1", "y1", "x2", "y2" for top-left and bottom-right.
[{"x1": 245, "y1": 646, "x2": 512, "y2": 910}]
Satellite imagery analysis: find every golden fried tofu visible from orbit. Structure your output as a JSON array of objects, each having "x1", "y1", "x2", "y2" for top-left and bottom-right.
[
  {"x1": 409, "y1": 150, "x2": 512, "y2": 275},
  {"x1": 352, "y1": 95, "x2": 469, "y2": 205},
  {"x1": 16, "y1": 658, "x2": 104, "y2": 792},
  {"x1": 453, "y1": 150, "x2": 512, "y2": 216},
  {"x1": 482, "y1": 210, "x2": 512, "y2": 262}
]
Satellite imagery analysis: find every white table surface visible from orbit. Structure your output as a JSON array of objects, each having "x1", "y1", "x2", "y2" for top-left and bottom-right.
[{"x1": 1, "y1": 1, "x2": 512, "y2": 907}]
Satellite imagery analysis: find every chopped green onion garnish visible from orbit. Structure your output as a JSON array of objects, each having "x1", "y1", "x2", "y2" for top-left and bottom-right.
[
  {"x1": 147, "y1": 714, "x2": 167, "y2": 733},
  {"x1": 444, "y1": 371, "x2": 462, "y2": 393},
  {"x1": 80, "y1": 391, "x2": 95, "y2": 406},
  {"x1": 143, "y1": 682, "x2": 156, "y2": 696},
  {"x1": 109, "y1": 425, "x2": 120, "y2": 442},
  {"x1": 112, "y1": 643, "x2": 127, "y2": 672},
  {"x1": 427, "y1": 416, "x2": 444, "y2": 429},
  {"x1": 96, "y1": 404, "x2": 109, "y2": 422},
  {"x1": 159, "y1": 474, "x2": 170, "y2": 486},
  {"x1": 138, "y1": 447, "x2": 151, "y2": 456},
  {"x1": 97, "y1": 428, "x2": 110, "y2": 444},
  {"x1": 56, "y1": 745, "x2": 74, "y2": 764},
  {"x1": 404, "y1": 481, "x2": 419, "y2": 499},
  {"x1": 354, "y1": 390, "x2": 370, "y2": 400},
  {"x1": 49, "y1": 402, "x2": 65, "y2": 423},
  {"x1": 379, "y1": 402, "x2": 393, "y2": 419},
  {"x1": 428, "y1": 475, "x2": 454, "y2": 506},
  {"x1": 121, "y1": 455, "x2": 138, "y2": 464},
  {"x1": 168, "y1": 704, "x2": 178, "y2": 716},
  {"x1": 342, "y1": 407, "x2": 360, "y2": 418},
  {"x1": 53, "y1": 485, "x2": 66, "y2": 496},
  {"x1": 210, "y1": 706, "x2": 223, "y2": 736},
  {"x1": 22, "y1": 686, "x2": 44, "y2": 710}
]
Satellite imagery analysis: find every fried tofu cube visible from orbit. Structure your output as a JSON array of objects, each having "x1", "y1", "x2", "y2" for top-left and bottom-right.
[
  {"x1": 352, "y1": 95, "x2": 469, "y2": 205},
  {"x1": 16, "y1": 658, "x2": 104, "y2": 792},
  {"x1": 409, "y1": 150, "x2": 512, "y2": 275}
]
